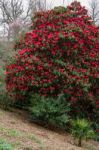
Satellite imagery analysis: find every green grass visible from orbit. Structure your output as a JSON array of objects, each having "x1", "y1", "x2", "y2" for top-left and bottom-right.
[
  {"x1": 0, "y1": 126, "x2": 21, "y2": 137},
  {"x1": 0, "y1": 125, "x2": 43, "y2": 142},
  {"x1": 28, "y1": 134, "x2": 44, "y2": 149},
  {"x1": 7, "y1": 129, "x2": 21, "y2": 137},
  {"x1": 11, "y1": 141, "x2": 21, "y2": 148},
  {"x1": 0, "y1": 138, "x2": 13, "y2": 150},
  {"x1": 0, "y1": 125, "x2": 45, "y2": 149}
]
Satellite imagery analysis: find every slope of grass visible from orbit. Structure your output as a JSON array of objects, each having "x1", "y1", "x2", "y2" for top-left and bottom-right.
[{"x1": 0, "y1": 108, "x2": 98, "y2": 150}]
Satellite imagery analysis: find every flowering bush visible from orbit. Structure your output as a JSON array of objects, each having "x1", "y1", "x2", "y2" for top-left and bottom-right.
[{"x1": 6, "y1": 2, "x2": 99, "y2": 115}]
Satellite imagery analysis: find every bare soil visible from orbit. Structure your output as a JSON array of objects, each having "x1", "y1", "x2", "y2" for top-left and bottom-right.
[{"x1": 0, "y1": 108, "x2": 99, "y2": 150}]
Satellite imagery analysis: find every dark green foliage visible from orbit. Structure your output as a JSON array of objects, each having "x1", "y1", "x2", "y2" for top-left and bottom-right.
[
  {"x1": 71, "y1": 98, "x2": 97, "y2": 121},
  {"x1": 29, "y1": 94, "x2": 71, "y2": 129},
  {"x1": 93, "y1": 123, "x2": 99, "y2": 142},
  {"x1": 0, "y1": 92, "x2": 11, "y2": 110}
]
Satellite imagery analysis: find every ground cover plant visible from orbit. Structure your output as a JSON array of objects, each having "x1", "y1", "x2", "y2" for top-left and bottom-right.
[{"x1": 5, "y1": 1, "x2": 99, "y2": 135}]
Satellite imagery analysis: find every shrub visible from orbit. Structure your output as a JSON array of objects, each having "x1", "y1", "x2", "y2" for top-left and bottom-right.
[
  {"x1": 0, "y1": 67, "x2": 11, "y2": 110},
  {"x1": 0, "y1": 92, "x2": 11, "y2": 110},
  {"x1": 71, "y1": 119, "x2": 95, "y2": 147},
  {"x1": 71, "y1": 97, "x2": 98, "y2": 122},
  {"x1": 93, "y1": 123, "x2": 99, "y2": 142},
  {"x1": 6, "y1": 2, "x2": 99, "y2": 119},
  {"x1": 0, "y1": 41, "x2": 14, "y2": 66},
  {"x1": 29, "y1": 94, "x2": 70, "y2": 129}
]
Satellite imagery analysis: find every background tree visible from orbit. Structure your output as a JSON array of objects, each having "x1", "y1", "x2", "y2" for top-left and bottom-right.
[
  {"x1": 30, "y1": 0, "x2": 53, "y2": 12},
  {"x1": 89, "y1": 0, "x2": 99, "y2": 24},
  {"x1": 0, "y1": 0, "x2": 33, "y2": 40}
]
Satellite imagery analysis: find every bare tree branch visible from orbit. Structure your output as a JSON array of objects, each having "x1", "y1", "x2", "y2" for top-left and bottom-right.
[
  {"x1": 89, "y1": 0, "x2": 99, "y2": 24},
  {"x1": 0, "y1": 0, "x2": 55, "y2": 40},
  {"x1": 0, "y1": 0, "x2": 32, "y2": 40}
]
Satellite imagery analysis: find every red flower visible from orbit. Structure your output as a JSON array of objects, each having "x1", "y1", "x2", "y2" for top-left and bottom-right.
[{"x1": 6, "y1": 1, "x2": 99, "y2": 114}]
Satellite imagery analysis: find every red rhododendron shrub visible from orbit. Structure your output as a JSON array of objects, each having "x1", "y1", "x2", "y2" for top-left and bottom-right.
[{"x1": 6, "y1": 2, "x2": 99, "y2": 114}]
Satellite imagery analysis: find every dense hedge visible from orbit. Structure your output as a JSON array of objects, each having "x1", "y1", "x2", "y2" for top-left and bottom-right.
[{"x1": 6, "y1": 2, "x2": 99, "y2": 112}]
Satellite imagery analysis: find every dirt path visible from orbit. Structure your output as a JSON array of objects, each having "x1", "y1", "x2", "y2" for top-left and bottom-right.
[{"x1": 0, "y1": 108, "x2": 98, "y2": 150}]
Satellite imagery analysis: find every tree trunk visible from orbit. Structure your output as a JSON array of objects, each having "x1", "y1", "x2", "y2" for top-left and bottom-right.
[{"x1": 78, "y1": 137, "x2": 82, "y2": 147}]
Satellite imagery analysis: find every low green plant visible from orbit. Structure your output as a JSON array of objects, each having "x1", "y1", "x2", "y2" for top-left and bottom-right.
[
  {"x1": 0, "y1": 138, "x2": 13, "y2": 150},
  {"x1": 29, "y1": 94, "x2": 71, "y2": 129},
  {"x1": 71, "y1": 119, "x2": 95, "y2": 147}
]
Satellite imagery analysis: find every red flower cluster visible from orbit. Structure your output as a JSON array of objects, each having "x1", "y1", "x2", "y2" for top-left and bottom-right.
[{"x1": 6, "y1": 2, "x2": 99, "y2": 108}]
